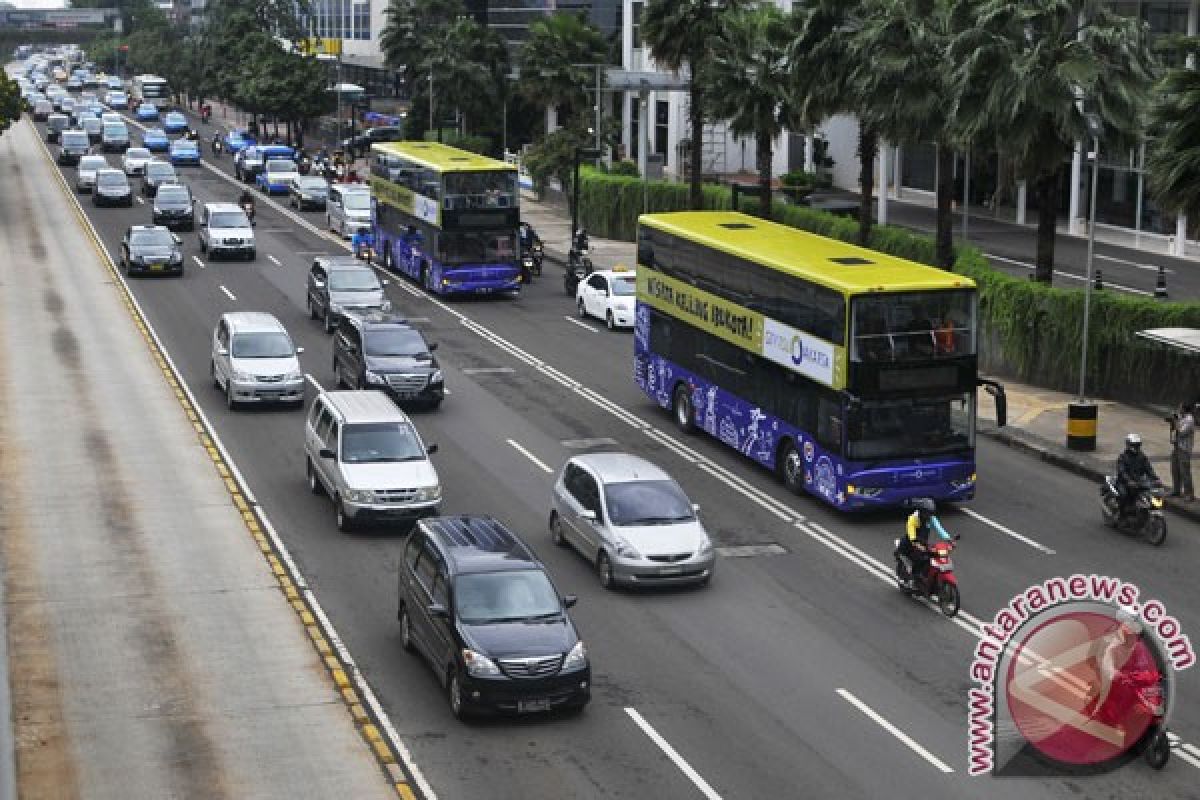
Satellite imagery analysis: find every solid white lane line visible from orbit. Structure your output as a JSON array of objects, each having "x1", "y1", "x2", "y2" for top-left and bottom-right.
[
  {"x1": 1095, "y1": 253, "x2": 1173, "y2": 274},
  {"x1": 219, "y1": 285, "x2": 236, "y2": 301},
  {"x1": 564, "y1": 315, "x2": 597, "y2": 333},
  {"x1": 984, "y1": 253, "x2": 1151, "y2": 296},
  {"x1": 836, "y1": 689, "x2": 955, "y2": 774},
  {"x1": 960, "y1": 508, "x2": 1057, "y2": 555},
  {"x1": 506, "y1": 439, "x2": 553, "y2": 474},
  {"x1": 305, "y1": 373, "x2": 323, "y2": 392},
  {"x1": 624, "y1": 708, "x2": 724, "y2": 800},
  {"x1": 461, "y1": 367, "x2": 515, "y2": 375},
  {"x1": 267, "y1": 254, "x2": 281, "y2": 266},
  {"x1": 192, "y1": 255, "x2": 205, "y2": 269}
]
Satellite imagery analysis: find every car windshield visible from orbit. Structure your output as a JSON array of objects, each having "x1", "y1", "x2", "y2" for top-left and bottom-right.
[
  {"x1": 147, "y1": 163, "x2": 174, "y2": 178},
  {"x1": 299, "y1": 177, "x2": 326, "y2": 191},
  {"x1": 266, "y1": 159, "x2": 295, "y2": 173},
  {"x1": 157, "y1": 187, "x2": 189, "y2": 203},
  {"x1": 230, "y1": 332, "x2": 293, "y2": 358},
  {"x1": 453, "y1": 570, "x2": 561, "y2": 625},
  {"x1": 96, "y1": 172, "x2": 126, "y2": 186},
  {"x1": 365, "y1": 329, "x2": 427, "y2": 357},
  {"x1": 610, "y1": 275, "x2": 636, "y2": 296},
  {"x1": 102, "y1": 123, "x2": 125, "y2": 135},
  {"x1": 62, "y1": 132, "x2": 87, "y2": 146},
  {"x1": 210, "y1": 212, "x2": 249, "y2": 228},
  {"x1": 340, "y1": 422, "x2": 424, "y2": 463},
  {"x1": 79, "y1": 156, "x2": 105, "y2": 170},
  {"x1": 130, "y1": 229, "x2": 173, "y2": 247},
  {"x1": 327, "y1": 270, "x2": 381, "y2": 292},
  {"x1": 126, "y1": 148, "x2": 150, "y2": 159},
  {"x1": 342, "y1": 192, "x2": 371, "y2": 211},
  {"x1": 172, "y1": 141, "x2": 197, "y2": 150},
  {"x1": 604, "y1": 479, "x2": 695, "y2": 526}
]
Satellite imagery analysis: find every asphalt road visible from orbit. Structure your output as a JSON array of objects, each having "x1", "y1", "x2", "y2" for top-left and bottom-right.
[{"x1": 26, "y1": 109, "x2": 1200, "y2": 799}]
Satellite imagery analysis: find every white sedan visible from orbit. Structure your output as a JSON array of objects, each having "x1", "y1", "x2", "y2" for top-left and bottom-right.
[
  {"x1": 576, "y1": 269, "x2": 637, "y2": 330},
  {"x1": 121, "y1": 147, "x2": 153, "y2": 176}
]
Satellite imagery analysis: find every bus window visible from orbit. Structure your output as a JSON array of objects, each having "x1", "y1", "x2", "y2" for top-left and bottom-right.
[{"x1": 852, "y1": 290, "x2": 974, "y2": 362}]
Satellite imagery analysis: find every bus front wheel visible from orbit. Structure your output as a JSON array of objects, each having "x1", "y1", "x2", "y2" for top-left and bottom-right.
[
  {"x1": 777, "y1": 440, "x2": 804, "y2": 495},
  {"x1": 672, "y1": 384, "x2": 695, "y2": 434}
]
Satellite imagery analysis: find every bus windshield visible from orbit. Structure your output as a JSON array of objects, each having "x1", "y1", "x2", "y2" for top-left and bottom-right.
[
  {"x1": 437, "y1": 231, "x2": 516, "y2": 265},
  {"x1": 846, "y1": 393, "x2": 974, "y2": 461}
]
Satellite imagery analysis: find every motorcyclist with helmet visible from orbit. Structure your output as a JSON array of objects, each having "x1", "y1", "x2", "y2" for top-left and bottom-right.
[
  {"x1": 898, "y1": 498, "x2": 952, "y2": 589},
  {"x1": 1116, "y1": 433, "x2": 1160, "y2": 516},
  {"x1": 238, "y1": 188, "x2": 256, "y2": 223}
]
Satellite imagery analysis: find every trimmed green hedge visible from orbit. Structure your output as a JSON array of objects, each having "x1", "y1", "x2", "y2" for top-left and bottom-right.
[{"x1": 577, "y1": 168, "x2": 1197, "y2": 405}]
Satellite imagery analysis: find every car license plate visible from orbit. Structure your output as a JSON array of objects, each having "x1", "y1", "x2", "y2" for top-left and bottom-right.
[
  {"x1": 517, "y1": 698, "x2": 551, "y2": 713},
  {"x1": 659, "y1": 566, "x2": 683, "y2": 576},
  {"x1": 150, "y1": 263, "x2": 163, "y2": 271},
  {"x1": 260, "y1": 392, "x2": 280, "y2": 400}
]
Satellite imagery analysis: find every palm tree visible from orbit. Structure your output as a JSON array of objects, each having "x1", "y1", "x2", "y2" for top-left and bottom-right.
[
  {"x1": 706, "y1": 6, "x2": 798, "y2": 220},
  {"x1": 788, "y1": 0, "x2": 874, "y2": 244},
  {"x1": 518, "y1": 12, "x2": 608, "y2": 130},
  {"x1": 950, "y1": 0, "x2": 1155, "y2": 283},
  {"x1": 641, "y1": 0, "x2": 746, "y2": 209},
  {"x1": 1147, "y1": 38, "x2": 1200, "y2": 218},
  {"x1": 849, "y1": 0, "x2": 961, "y2": 267}
]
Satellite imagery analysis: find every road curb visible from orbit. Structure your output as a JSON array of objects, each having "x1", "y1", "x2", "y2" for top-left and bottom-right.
[
  {"x1": 30, "y1": 116, "x2": 431, "y2": 800},
  {"x1": 979, "y1": 424, "x2": 1200, "y2": 525}
]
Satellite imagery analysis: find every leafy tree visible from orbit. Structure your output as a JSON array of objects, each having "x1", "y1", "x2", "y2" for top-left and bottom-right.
[
  {"x1": 518, "y1": 13, "x2": 608, "y2": 129},
  {"x1": 706, "y1": 5, "x2": 799, "y2": 220},
  {"x1": 524, "y1": 124, "x2": 592, "y2": 199},
  {"x1": 950, "y1": 0, "x2": 1155, "y2": 283},
  {"x1": 1147, "y1": 37, "x2": 1200, "y2": 219},
  {"x1": 0, "y1": 74, "x2": 21, "y2": 138},
  {"x1": 642, "y1": 0, "x2": 746, "y2": 210}
]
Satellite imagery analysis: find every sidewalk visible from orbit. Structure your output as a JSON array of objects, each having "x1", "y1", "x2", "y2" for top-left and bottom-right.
[{"x1": 519, "y1": 192, "x2": 1198, "y2": 523}]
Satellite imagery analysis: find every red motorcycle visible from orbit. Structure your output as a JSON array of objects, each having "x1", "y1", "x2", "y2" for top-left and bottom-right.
[{"x1": 894, "y1": 536, "x2": 960, "y2": 617}]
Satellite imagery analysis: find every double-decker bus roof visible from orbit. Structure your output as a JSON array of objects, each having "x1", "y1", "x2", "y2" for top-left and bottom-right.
[
  {"x1": 640, "y1": 211, "x2": 974, "y2": 295},
  {"x1": 371, "y1": 141, "x2": 515, "y2": 174}
]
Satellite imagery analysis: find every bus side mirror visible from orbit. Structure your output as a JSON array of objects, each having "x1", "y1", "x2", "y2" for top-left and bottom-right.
[{"x1": 979, "y1": 379, "x2": 1007, "y2": 428}]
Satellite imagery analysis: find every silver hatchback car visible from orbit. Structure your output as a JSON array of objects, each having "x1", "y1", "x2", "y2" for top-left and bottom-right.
[
  {"x1": 549, "y1": 453, "x2": 715, "y2": 589},
  {"x1": 210, "y1": 312, "x2": 305, "y2": 409}
]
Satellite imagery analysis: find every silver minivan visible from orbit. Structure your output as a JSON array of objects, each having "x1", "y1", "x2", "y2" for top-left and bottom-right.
[
  {"x1": 100, "y1": 120, "x2": 129, "y2": 152},
  {"x1": 304, "y1": 391, "x2": 441, "y2": 531},
  {"x1": 210, "y1": 312, "x2": 305, "y2": 409},
  {"x1": 326, "y1": 184, "x2": 372, "y2": 238}
]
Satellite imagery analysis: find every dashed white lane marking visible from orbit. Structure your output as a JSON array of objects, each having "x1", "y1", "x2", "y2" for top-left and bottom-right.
[
  {"x1": 192, "y1": 255, "x2": 205, "y2": 269},
  {"x1": 836, "y1": 689, "x2": 955, "y2": 774},
  {"x1": 305, "y1": 373, "x2": 323, "y2": 392},
  {"x1": 564, "y1": 315, "x2": 597, "y2": 333},
  {"x1": 267, "y1": 254, "x2": 281, "y2": 266},
  {"x1": 960, "y1": 507, "x2": 1057, "y2": 555},
  {"x1": 461, "y1": 367, "x2": 515, "y2": 375},
  {"x1": 136, "y1": 195, "x2": 145, "y2": 204},
  {"x1": 625, "y1": 708, "x2": 724, "y2": 800},
  {"x1": 506, "y1": 439, "x2": 553, "y2": 474},
  {"x1": 219, "y1": 285, "x2": 236, "y2": 301},
  {"x1": 985, "y1": 253, "x2": 1151, "y2": 296},
  {"x1": 1095, "y1": 253, "x2": 1173, "y2": 274}
]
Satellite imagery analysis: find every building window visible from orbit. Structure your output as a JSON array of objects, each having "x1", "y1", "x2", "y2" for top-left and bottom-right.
[
  {"x1": 629, "y1": 95, "x2": 639, "y2": 162},
  {"x1": 353, "y1": 1, "x2": 370, "y2": 40},
  {"x1": 632, "y1": 1, "x2": 643, "y2": 49},
  {"x1": 655, "y1": 99, "x2": 669, "y2": 167},
  {"x1": 1144, "y1": 1, "x2": 1191, "y2": 35}
]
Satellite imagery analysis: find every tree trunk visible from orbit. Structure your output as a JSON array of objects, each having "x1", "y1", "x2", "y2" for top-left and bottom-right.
[
  {"x1": 689, "y1": 80, "x2": 704, "y2": 210},
  {"x1": 857, "y1": 126, "x2": 877, "y2": 246},
  {"x1": 1033, "y1": 170, "x2": 1059, "y2": 283},
  {"x1": 756, "y1": 127, "x2": 773, "y2": 221},
  {"x1": 935, "y1": 143, "x2": 955, "y2": 269}
]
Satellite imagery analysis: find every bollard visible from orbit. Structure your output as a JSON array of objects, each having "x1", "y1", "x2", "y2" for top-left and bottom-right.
[
  {"x1": 1067, "y1": 402, "x2": 1098, "y2": 452},
  {"x1": 1094, "y1": 269, "x2": 1104, "y2": 290},
  {"x1": 1155, "y1": 266, "x2": 1168, "y2": 299}
]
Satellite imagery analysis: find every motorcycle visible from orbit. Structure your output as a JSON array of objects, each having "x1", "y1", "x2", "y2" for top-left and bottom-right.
[
  {"x1": 520, "y1": 250, "x2": 536, "y2": 284},
  {"x1": 211, "y1": 134, "x2": 223, "y2": 156},
  {"x1": 1130, "y1": 672, "x2": 1171, "y2": 769},
  {"x1": 1100, "y1": 477, "x2": 1167, "y2": 545},
  {"x1": 894, "y1": 535, "x2": 961, "y2": 618},
  {"x1": 530, "y1": 240, "x2": 544, "y2": 276},
  {"x1": 240, "y1": 199, "x2": 256, "y2": 225},
  {"x1": 200, "y1": 105, "x2": 211, "y2": 124}
]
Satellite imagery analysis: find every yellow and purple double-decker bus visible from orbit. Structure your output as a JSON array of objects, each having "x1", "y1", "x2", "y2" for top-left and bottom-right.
[
  {"x1": 634, "y1": 211, "x2": 1005, "y2": 511},
  {"x1": 369, "y1": 141, "x2": 521, "y2": 296}
]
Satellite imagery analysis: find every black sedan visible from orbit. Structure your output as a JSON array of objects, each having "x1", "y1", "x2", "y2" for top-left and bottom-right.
[
  {"x1": 119, "y1": 225, "x2": 184, "y2": 277},
  {"x1": 288, "y1": 175, "x2": 329, "y2": 210},
  {"x1": 140, "y1": 160, "x2": 178, "y2": 196},
  {"x1": 151, "y1": 183, "x2": 195, "y2": 231},
  {"x1": 92, "y1": 168, "x2": 133, "y2": 207}
]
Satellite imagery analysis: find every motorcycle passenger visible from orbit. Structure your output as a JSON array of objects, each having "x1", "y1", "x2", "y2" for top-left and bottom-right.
[
  {"x1": 1116, "y1": 433, "x2": 1159, "y2": 516},
  {"x1": 900, "y1": 498, "x2": 952, "y2": 589},
  {"x1": 519, "y1": 221, "x2": 540, "y2": 251}
]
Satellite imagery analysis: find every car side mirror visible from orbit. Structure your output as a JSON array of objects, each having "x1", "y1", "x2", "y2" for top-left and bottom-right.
[
  {"x1": 692, "y1": 503, "x2": 701, "y2": 513},
  {"x1": 295, "y1": 346, "x2": 305, "y2": 355},
  {"x1": 172, "y1": 234, "x2": 181, "y2": 245},
  {"x1": 428, "y1": 342, "x2": 438, "y2": 351},
  {"x1": 426, "y1": 443, "x2": 438, "y2": 455},
  {"x1": 381, "y1": 279, "x2": 390, "y2": 286},
  {"x1": 581, "y1": 509, "x2": 597, "y2": 522},
  {"x1": 216, "y1": 345, "x2": 228, "y2": 356},
  {"x1": 563, "y1": 594, "x2": 578, "y2": 609},
  {"x1": 427, "y1": 603, "x2": 448, "y2": 619},
  {"x1": 318, "y1": 447, "x2": 335, "y2": 459},
  {"x1": 313, "y1": 279, "x2": 325, "y2": 288}
]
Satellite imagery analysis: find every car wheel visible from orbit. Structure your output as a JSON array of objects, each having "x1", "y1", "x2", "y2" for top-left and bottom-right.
[
  {"x1": 597, "y1": 551, "x2": 615, "y2": 590},
  {"x1": 399, "y1": 606, "x2": 417, "y2": 653},
  {"x1": 306, "y1": 458, "x2": 323, "y2": 495},
  {"x1": 326, "y1": 214, "x2": 333, "y2": 232},
  {"x1": 672, "y1": 383, "x2": 695, "y2": 434},
  {"x1": 307, "y1": 295, "x2": 317, "y2": 320},
  {"x1": 577, "y1": 299, "x2": 587, "y2": 319},
  {"x1": 225, "y1": 380, "x2": 238, "y2": 410},
  {"x1": 199, "y1": 237, "x2": 207, "y2": 254},
  {"x1": 335, "y1": 496, "x2": 353, "y2": 532},
  {"x1": 334, "y1": 360, "x2": 345, "y2": 388},
  {"x1": 210, "y1": 359, "x2": 220, "y2": 389},
  {"x1": 777, "y1": 440, "x2": 803, "y2": 495},
  {"x1": 323, "y1": 309, "x2": 335, "y2": 334},
  {"x1": 606, "y1": 311, "x2": 616, "y2": 331},
  {"x1": 420, "y1": 263, "x2": 431, "y2": 291},
  {"x1": 549, "y1": 512, "x2": 566, "y2": 547},
  {"x1": 448, "y1": 671, "x2": 469, "y2": 720}
]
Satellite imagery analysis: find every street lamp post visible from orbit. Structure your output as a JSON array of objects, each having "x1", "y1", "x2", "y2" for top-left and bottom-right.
[{"x1": 1068, "y1": 112, "x2": 1104, "y2": 452}]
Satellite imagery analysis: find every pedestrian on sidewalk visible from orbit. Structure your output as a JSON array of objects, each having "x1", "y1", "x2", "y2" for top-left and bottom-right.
[{"x1": 1169, "y1": 402, "x2": 1195, "y2": 500}]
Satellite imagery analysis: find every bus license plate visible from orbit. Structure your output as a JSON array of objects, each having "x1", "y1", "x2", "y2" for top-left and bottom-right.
[{"x1": 518, "y1": 698, "x2": 551, "y2": 713}]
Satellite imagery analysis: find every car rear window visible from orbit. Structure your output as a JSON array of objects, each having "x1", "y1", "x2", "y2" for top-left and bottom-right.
[{"x1": 62, "y1": 132, "x2": 88, "y2": 146}]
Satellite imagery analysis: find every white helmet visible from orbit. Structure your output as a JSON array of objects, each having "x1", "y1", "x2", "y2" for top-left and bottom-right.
[{"x1": 1125, "y1": 433, "x2": 1142, "y2": 449}]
